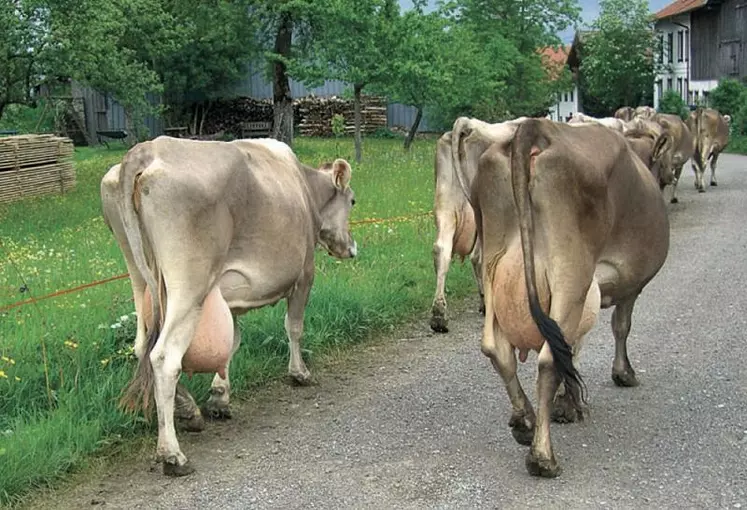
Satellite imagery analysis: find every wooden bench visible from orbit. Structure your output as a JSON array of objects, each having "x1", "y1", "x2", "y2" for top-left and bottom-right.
[
  {"x1": 240, "y1": 121, "x2": 272, "y2": 139},
  {"x1": 164, "y1": 126, "x2": 188, "y2": 138},
  {"x1": 96, "y1": 129, "x2": 128, "y2": 148}
]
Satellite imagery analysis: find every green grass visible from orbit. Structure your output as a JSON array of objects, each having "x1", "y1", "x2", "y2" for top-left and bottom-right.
[
  {"x1": 726, "y1": 134, "x2": 747, "y2": 155},
  {"x1": 0, "y1": 136, "x2": 474, "y2": 505}
]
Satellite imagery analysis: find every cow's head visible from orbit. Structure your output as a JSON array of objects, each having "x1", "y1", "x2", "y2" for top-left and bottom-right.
[
  {"x1": 650, "y1": 132, "x2": 675, "y2": 189},
  {"x1": 317, "y1": 159, "x2": 357, "y2": 259}
]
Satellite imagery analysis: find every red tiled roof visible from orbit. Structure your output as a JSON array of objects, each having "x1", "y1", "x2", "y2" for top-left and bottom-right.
[
  {"x1": 654, "y1": 0, "x2": 707, "y2": 19},
  {"x1": 538, "y1": 45, "x2": 571, "y2": 80}
]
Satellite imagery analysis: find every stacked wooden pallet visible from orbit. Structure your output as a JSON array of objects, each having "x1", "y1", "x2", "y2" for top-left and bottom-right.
[
  {"x1": 295, "y1": 95, "x2": 388, "y2": 136},
  {"x1": 0, "y1": 134, "x2": 75, "y2": 204}
]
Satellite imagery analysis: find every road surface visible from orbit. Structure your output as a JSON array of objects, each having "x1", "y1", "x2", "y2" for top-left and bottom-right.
[{"x1": 29, "y1": 154, "x2": 747, "y2": 510}]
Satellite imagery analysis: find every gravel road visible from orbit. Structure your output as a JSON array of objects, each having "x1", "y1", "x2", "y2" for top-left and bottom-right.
[{"x1": 28, "y1": 154, "x2": 747, "y2": 510}]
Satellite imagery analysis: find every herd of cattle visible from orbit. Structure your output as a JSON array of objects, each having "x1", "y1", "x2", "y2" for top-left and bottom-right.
[{"x1": 99, "y1": 104, "x2": 730, "y2": 479}]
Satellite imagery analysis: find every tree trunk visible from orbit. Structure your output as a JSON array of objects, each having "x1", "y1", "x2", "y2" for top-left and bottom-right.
[
  {"x1": 353, "y1": 83, "x2": 364, "y2": 163},
  {"x1": 272, "y1": 10, "x2": 294, "y2": 147},
  {"x1": 0, "y1": 102, "x2": 6, "y2": 124},
  {"x1": 403, "y1": 106, "x2": 423, "y2": 151},
  {"x1": 199, "y1": 100, "x2": 211, "y2": 135}
]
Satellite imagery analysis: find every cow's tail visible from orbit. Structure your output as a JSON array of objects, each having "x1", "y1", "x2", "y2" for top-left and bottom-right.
[
  {"x1": 510, "y1": 119, "x2": 586, "y2": 405},
  {"x1": 450, "y1": 117, "x2": 473, "y2": 202},
  {"x1": 117, "y1": 149, "x2": 164, "y2": 418}
]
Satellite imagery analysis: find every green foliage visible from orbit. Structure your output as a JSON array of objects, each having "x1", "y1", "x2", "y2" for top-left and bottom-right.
[
  {"x1": 708, "y1": 78, "x2": 747, "y2": 117},
  {"x1": 0, "y1": 100, "x2": 56, "y2": 134},
  {"x1": 0, "y1": 138, "x2": 475, "y2": 505},
  {"x1": 658, "y1": 90, "x2": 689, "y2": 120},
  {"x1": 580, "y1": 0, "x2": 658, "y2": 115},
  {"x1": 330, "y1": 114, "x2": 346, "y2": 138}
]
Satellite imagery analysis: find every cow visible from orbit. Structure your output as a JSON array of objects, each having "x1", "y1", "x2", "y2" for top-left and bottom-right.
[
  {"x1": 430, "y1": 116, "x2": 528, "y2": 333},
  {"x1": 649, "y1": 113, "x2": 696, "y2": 203},
  {"x1": 635, "y1": 105, "x2": 657, "y2": 120},
  {"x1": 568, "y1": 112, "x2": 625, "y2": 132},
  {"x1": 100, "y1": 136, "x2": 357, "y2": 476},
  {"x1": 623, "y1": 122, "x2": 676, "y2": 190},
  {"x1": 472, "y1": 119, "x2": 670, "y2": 478},
  {"x1": 685, "y1": 107, "x2": 730, "y2": 193},
  {"x1": 614, "y1": 106, "x2": 635, "y2": 121}
]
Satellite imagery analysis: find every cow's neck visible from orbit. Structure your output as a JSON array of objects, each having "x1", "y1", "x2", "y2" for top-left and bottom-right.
[{"x1": 300, "y1": 165, "x2": 335, "y2": 219}]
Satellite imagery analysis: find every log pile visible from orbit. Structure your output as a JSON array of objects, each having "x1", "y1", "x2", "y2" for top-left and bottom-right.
[
  {"x1": 199, "y1": 95, "x2": 389, "y2": 138},
  {"x1": 0, "y1": 134, "x2": 75, "y2": 204},
  {"x1": 295, "y1": 95, "x2": 388, "y2": 137}
]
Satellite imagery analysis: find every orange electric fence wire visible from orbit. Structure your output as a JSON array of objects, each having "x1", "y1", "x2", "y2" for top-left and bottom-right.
[{"x1": 0, "y1": 211, "x2": 434, "y2": 313}]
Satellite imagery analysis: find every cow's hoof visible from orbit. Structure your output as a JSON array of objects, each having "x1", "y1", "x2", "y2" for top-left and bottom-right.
[
  {"x1": 202, "y1": 402, "x2": 232, "y2": 420},
  {"x1": 525, "y1": 451, "x2": 561, "y2": 478},
  {"x1": 478, "y1": 303, "x2": 486, "y2": 316},
  {"x1": 163, "y1": 460, "x2": 195, "y2": 477},
  {"x1": 509, "y1": 415, "x2": 535, "y2": 446},
  {"x1": 430, "y1": 315, "x2": 449, "y2": 333},
  {"x1": 670, "y1": 197, "x2": 679, "y2": 204},
  {"x1": 612, "y1": 368, "x2": 640, "y2": 388},
  {"x1": 289, "y1": 370, "x2": 314, "y2": 386},
  {"x1": 552, "y1": 399, "x2": 583, "y2": 424},
  {"x1": 711, "y1": 181, "x2": 718, "y2": 186},
  {"x1": 698, "y1": 188, "x2": 706, "y2": 193},
  {"x1": 176, "y1": 412, "x2": 206, "y2": 432}
]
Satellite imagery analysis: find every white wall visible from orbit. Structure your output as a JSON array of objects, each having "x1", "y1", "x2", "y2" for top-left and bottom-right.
[
  {"x1": 654, "y1": 13, "x2": 691, "y2": 109},
  {"x1": 547, "y1": 84, "x2": 580, "y2": 122}
]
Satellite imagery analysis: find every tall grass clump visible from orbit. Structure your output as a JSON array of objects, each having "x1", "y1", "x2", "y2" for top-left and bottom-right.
[{"x1": 0, "y1": 136, "x2": 474, "y2": 504}]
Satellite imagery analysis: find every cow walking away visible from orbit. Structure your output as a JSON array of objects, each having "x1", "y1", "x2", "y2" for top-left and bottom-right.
[
  {"x1": 473, "y1": 119, "x2": 669, "y2": 477},
  {"x1": 430, "y1": 116, "x2": 527, "y2": 333},
  {"x1": 101, "y1": 136, "x2": 357, "y2": 476},
  {"x1": 651, "y1": 113, "x2": 695, "y2": 204},
  {"x1": 614, "y1": 106, "x2": 635, "y2": 121},
  {"x1": 622, "y1": 121, "x2": 676, "y2": 189},
  {"x1": 686, "y1": 107, "x2": 730, "y2": 193}
]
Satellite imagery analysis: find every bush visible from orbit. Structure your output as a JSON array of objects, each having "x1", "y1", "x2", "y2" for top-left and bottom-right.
[
  {"x1": 709, "y1": 78, "x2": 747, "y2": 135},
  {"x1": 658, "y1": 90, "x2": 689, "y2": 120}
]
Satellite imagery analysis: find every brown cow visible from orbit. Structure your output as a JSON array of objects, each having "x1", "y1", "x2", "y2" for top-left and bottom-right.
[
  {"x1": 685, "y1": 107, "x2": 730, "y2": 193},
  {"x1": 623, "y1": 121, "x2": 676, "y2": 189},
  {"x1": 430, "y1": 116, "x2": 528, "y2": 332},
  {"x1": 101, "y1": 136, "x2": 357, "y2": 476},
  {"x1": 614, "y1": 106, "x2": 635, "y2": 121},
  {"x1": 651, "y1": 113, "x2": 696, "y2": 204},
  {"x1": 635, "y1": 105, "x2": 657, "y2": 120},
  {"x1": 473, "y1": 119, "x2": 669, "y2": 477}
]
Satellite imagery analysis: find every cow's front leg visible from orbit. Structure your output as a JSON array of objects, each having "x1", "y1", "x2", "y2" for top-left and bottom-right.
[
  {"x1": 693, "y1": 159, "x2": 706, "y2": 192},
  {"x1": 480, "y1": 289, "x2": 535, "y2": 446},
  {"x1": 709, "y1": 151, "x2": 720, "y2": 186},
  {"x1": 203, "y1": 316, "x2": 241, "y2": 419},
  {"x1": 431, "y1": 221, "x2": 455, "y2": 333},
  {"x1": 286, "y1": 270, "x2": 314, "y2": 385},
  {"x1": 611, "y1": 297, "x2": 639, "y2": 387},
  {"x1": 526, "y1": 342, "x2": 562, "y2": 478},
  {"x1": 669, "y1": 163, "x2": 684, "y2": 204}
]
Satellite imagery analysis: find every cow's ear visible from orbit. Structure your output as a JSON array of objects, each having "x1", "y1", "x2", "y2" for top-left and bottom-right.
[
  {"x1": 652, "y1": 133, "x2": 673, "y2": 162},
  {"x1": 332, "y1": 159, "x2": 351, "y2": 189}
]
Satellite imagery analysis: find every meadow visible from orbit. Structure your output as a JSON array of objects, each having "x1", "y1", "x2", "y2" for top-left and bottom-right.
[{"x1": 0, "y1": 136, "x2": 476, "y2": 505}]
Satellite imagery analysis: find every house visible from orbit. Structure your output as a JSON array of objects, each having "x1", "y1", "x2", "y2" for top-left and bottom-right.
[
  {"x1": 654, "y1": 0, "x2": 747, "y2": 109},
  {"x1": 541, "y1": 45, "x2": 580, "y2": 122}
]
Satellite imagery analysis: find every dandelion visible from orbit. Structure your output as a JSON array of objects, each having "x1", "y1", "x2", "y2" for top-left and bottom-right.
[
  {"x1": 14, "y1": 376, "x2": 20, "y2": 382},
  {"x1": 1, "y1": 356, "x2": 14, "y2": 365},
  {"x1": 63, "y1": 340, "x2": 79, "y2": 349},
  {"x1": 100, "y1": 358, "x2": 110, "y2": 366},
  {"x1": 0, "y1": 370, "x2": 7, "y2": 379}
]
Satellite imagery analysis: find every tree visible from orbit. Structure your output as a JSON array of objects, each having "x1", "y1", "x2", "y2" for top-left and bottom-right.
[
  {"x1": 580, "y1": 0, "x2": 659, "y2": 115},
  {"x1": 658, "y1": 89, "x2": 688, "y2": 120}
]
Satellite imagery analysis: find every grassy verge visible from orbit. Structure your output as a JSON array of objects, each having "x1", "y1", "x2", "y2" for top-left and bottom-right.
[
  {"x1": 725, "y1": 134, "x2": 747, "y2": 155},
  {"x1": 0, "y1": 136, "x2": 474, "y2": 505}
]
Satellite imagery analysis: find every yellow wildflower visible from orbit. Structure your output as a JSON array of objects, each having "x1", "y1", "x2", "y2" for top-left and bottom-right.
[
  {"x1": 0, "y1": 370, "x2": 7, "y2": 379},
  {"x1": 14, "y1": 376, "x2": 20, "y2": 382},
  {"x1": 63, "y1": 340, "x2": 79, "y2": 349}
]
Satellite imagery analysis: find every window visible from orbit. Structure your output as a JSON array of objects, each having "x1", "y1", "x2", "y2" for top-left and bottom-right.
[
  {"x1": 658, "y1": 34, "x2": 664, "y2": 63},
  {"x1": 685, "y1": 31, "x2": 689, "y2": 62},
  {"x1": 564, "y1": 92, "x2": 568, "y2": 102},
  {"x1": 667, "y1": 32, "x2": 674, "y2": 63},
  {"x1": 657, "y1": 80, "x2": 663, "y2": 100},
  {"x1": 677, "y1": 78, "x2": 683, "y2": 97},
  {"x1": 570, "y1": 88, "x2": 574, "y2": 102},
  {"x1": 677, "y1": 31, "x2": 684, "y2": 62},
  {"x1": 685, "y1": 78, "x2": 689, "y2": 101},
  {"x1": 667, "y1": 77, "x2": 673, "y2": 90}
]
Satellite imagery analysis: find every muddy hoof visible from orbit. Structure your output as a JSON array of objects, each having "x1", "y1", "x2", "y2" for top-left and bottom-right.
[
  {"x1": 176, "y1": 412, "x2": 206, "y2": 432},
  {"x1": 525, "y1": 451, "x2": 561, "y2": 478},
  {"x1": 202, "y1": 403, "x2": 232, "y2": 420},
  {"x1": 552, "y1": 402, "x2": 582, "y2": 424},
  {"x1": 509, "y1": 415, "x2": 534, "y2": 446},
  {"x1": 670, "y1": 197, "x2": 679, "y2": 204},
  {"x1": 288, "y1": 371, "x2": 315, "y2": 387},
  {"x1": 163, "y1": 460, "x2": 195, "y2": 477},
  {"x1": 698, "y1": 188, "x2": 706, "y2": 193},
  {"x1": 430, "y1": 315, "x2": 449, "y2": 333},
  {"x1": 612, "y1": 368, "x2": 640, "y2": 388},
  {"x1": 711, "y1": 181, "x2": 718, "y2": 186}
]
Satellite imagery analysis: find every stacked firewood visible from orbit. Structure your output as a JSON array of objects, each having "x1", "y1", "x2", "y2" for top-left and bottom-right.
[
  {"x1": 201, "y1": 97, "x2": 274, "y2": 136},
  {"x1": 295, "y1": 95, "x2": 388, "y2": 136}
]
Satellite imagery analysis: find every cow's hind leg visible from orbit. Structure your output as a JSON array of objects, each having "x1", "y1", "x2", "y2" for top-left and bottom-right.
[
  {"x1": 203, "y1": 316, "x2": 241, "y2": 419},
  {"x1": 481, "y1": 291, "x2": 535, "y2": 446},
  {"x1": 611, "y1": 296, "x2": 639, "y2": 387},
  {"x1": 669, "y1": 163, "x2": 685, "y2": 203},
  {"x1": 709, "y1": 151, "x2": 721, "y2": 186},
  {"x1": 431, "y1": 218, "x2": 455, "y2": 333},
  {"x1": 470, "y1": 237, "x2": 485, "y2": 315},
  {"x1": 552, "y1": 343, "x2": 586, "y2": 424},
  {"x1": 286, "y1": 268, "x2": 314, "y2": 385},
  {"x1": 174, "y1": 382, "x2": 205, "y2": 432},
  {"x1": 526, "y1": 342, "x2": 562, "y2": 478}
]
